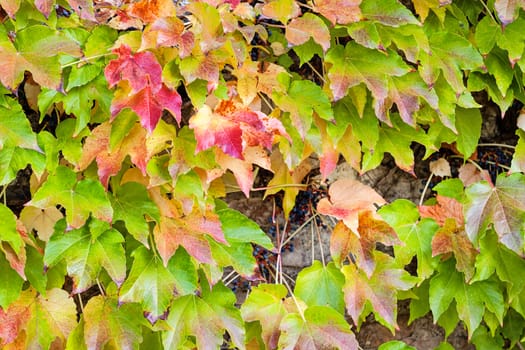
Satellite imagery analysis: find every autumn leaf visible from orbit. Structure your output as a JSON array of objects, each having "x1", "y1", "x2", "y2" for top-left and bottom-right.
[
  {"x1": 44, "y1": 218, "x2": 126, "y2": 293},
  {"x1": 127, "y1": 0, "x2": 177, "y2": 24},
  {"x1": 465, "y1": 173, "x2": 525, "y2": 254},
  {"x1": 261, "y1": 0, "x2": 301, "y2": 24},
  {"x1": 77, "y1": 121, "x2": 149, "y2": 188},
  {"x1": 429, "y1": 157, "x2": 452, "y2": 177},
  {"x1": 313, "y1": 0, "x2": 362, "y2": 25},
  {"x1": 82, "y1": 296, "x2": 143, "y2": 350},
  {"x1": 0, "y1": 288, "x2": 76, "y2": 349},
  {"x1": 285, "y1": 13, "x2": 331, "y2": 52},
  {"x1": 338, "y1": 210, "x2": 401, "y2": 278},
  {"x1": 342, "y1": 253, "x2": 418, "y2": 330},
  {"x1": 494, "y1": 0, "x2": 525, "y2": 25},
  {"x1": 119, "y1": 246, "x2": 177, "y2": 323},
  {"x1": 0, "y1": 25, "x2": 81, "y2": 90},
  {"x1": 67, "y1": 0, "x2": 96, "y2": 21},
  {"x1": 27, "y1": 166, "x2": 113, "y2": 229},
  {"x1": 458, "y1": 163, "x2": 491, "y2": 187},
  {"x1": 419, "y1": 195, "x2": 464, "y2": 226},
  {"x1": 105, "y1": 46, "x2": 182, "y2": 132},
  {"x1": 190, "y1": 99, "x2": 288, "y2": 159},
  {"x1": 317, "y1": 178, "x2": 387, "y2": 234},
  {"x1": 141, "y1": 17, "x2": 195, "y2": 57},
  {"x1": 278, "y1": 306, "x2": 358, "y2": 350},
  {"x1": 241, "y1": 284, "x2": 289, "y2": 349},
  {"x1": 325, "y1": 42, "x2": 410, "y2": 101},
  {"x1": 153, "y1": 207, "x2": 226, "y2": 266}
]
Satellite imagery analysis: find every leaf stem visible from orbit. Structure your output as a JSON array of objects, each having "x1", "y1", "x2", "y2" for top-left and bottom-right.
[
  {"x1": 96, "y1": 278, "x2": 106, "y2": 297},
  {"x1": 478, "y1": 0, "x2": 499, "y2": 24},
  {"x1": 419, "y1": 173, "x2": 434, "y2": 206},
  {"x1": 61, "y1": 53, "x2": 113, "y2": 68},
  {"x1": 306, "y1": 61, "x2": 326, "y2": 85},
  {"x1": 281, "y1": 276, "x2": 306, "y2": 321},
  {"x1": 282, "y1": 213, "x2": 318, "y2": 247},
  {"x1": 313, "y1": 214, "x2": 326, "y2": 266}
]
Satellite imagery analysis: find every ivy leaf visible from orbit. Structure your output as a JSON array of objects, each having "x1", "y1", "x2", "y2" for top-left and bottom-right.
[
  {"x1": 0, "y1": 146, "x2": 45, "y2": 186},
  {"x1": 67, "y1": 0, "x2": 96, "y2": 20},
  {"x1": 154, "y1": 208, "x2": 226, "y2": 266},
  {"x1": 325, "y1": 42, "x2": 410, "y2": 101},
  {"x1": 241, "y1": 284, "x2": 288, "y2": 349},
  {"x1": 273, "y1": 79, "x2": 333, "y2": 137},
  {"x1": 119, "y1": 246, "x2": 177, "y2": 323},
  {"x1": 380, "y1": 200, "x2": 438, "y2": 280},
  {"x1": 216, "y1": 206, "x2": 273, "y2": 248},
  {"x1": 317, "y1": 178, "x2": 386, "y2": 234},
  {"x1": 0, "y1": 252, "x2": 24, "y2": 308},
  {"x1": 465, "y1": 173, "x2": 525, "y2": 253},
  {"x1": 455, "y1": 107, "x2": 482, "y2": 159},
  {"x1": 419, "y1": 32, "x2": 483, "y2": 94},
  {"x1": 162, "y1": 285, "x2": 244, "y2": 349},
  {"x1": 429, "y1": 259, "x2": 504, "y2": 338},
  {"x1": 105, "y1": 45, "x2": 182, "y2": 132},
  {"x1": 141, "y1": 17, "x2": 195, "y2": 57},
  {"x1": 342, "y1": 253, "x2": 418, "y2": 330},
  {"x1": 278, "y1": 306, "x2": 358, "y2": 350},
  {"x1": 0, "y1": 25, "x2": 81, "y2": 90},
  {"x1": 497, "y1": 17, "x2": 525, "y2": 65},
  {"x1": 360, "y1": 0, "x2": 419, "y2": 27},
  {"x1": 474, "y1": 16, "x2": 502, "y2": 55},
  {"x1": 0, "y1": 288, "x2": 76, "y2": 349},
  {"x1": 83, "y1": 296, "x2": 143, "y2": 349},
  {"x1": 105, "y1": 45, "x2": 163, "y2": 92},
  {"x1": 127, "y1": 0, "x2": 177, "y2": 24},
  {"x1": 190, "y1": 99, "x2": 287, "y2": 159},
  {"x1": 111, "y1": 83, "x2": 182, "y2": 133},
  {"x1": 111, "y1": 182, "x2": 160, "y2": 247},
  {"x1": 342, "y1": 211, "x2": 400, "y2": 277},
  {"x1": 294, "y1": 261, "x2": 346, "y2": 314},
  {"x1": 375, "y1": 72, "x2": 439, "y2": 126},
  {"x1": 0, "y1": 204, "x2": 24, "y2": 255},
  {"x1": 0, "y1": 96, "x2": 39, "y2": 151},
  {"x1": 261, "y1": 0, "x2": 301, "y2": 24},
  {"x1": 312, "y1": 0, "x2": 362, "y2": 25},
  {"x1": 27, "y1": 166, "x2": 113, "y2": 229},
  {"x1": 44, "y1": 219, "x2": 126, "y2": 293},
  {"x1": 494, "y1": 0, "x2": 525, "y2": 25},
  {"x1": 77, "y1": 121, "x2": 149, "y2": 187},
  {"x1": 285, "y1": 13, "x2": 330, "y2": 52}
]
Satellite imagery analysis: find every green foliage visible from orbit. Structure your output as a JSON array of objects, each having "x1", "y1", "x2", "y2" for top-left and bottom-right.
[{"x1": 1, "y1": 0, "x2": 525, "y2": 349}]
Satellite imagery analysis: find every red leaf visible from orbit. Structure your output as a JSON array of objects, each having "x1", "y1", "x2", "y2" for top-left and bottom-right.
[
  {"x1": 35, "y1": 0, "x2": 54, "y2": 17},
  {"x1": 111, "y1": 84, "x2": 182, "y2": 132},
  {"x1": 318, "y1": 178, "x2": 386, "y2": 234},
  {"x1": 105, "y1": 45, "x2": 162, "y2": 93},
  {"x1": 67, "y1": 0, "x2": 96, "y2": 21},
  {"x1": 313, "y1": 0, "x2": 362, "y2": 25},
  {"x1": 190, "y1": 99, "x2": 287, "y2": 159}
]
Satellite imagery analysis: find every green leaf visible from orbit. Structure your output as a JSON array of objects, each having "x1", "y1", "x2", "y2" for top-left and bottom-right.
[
  {"x1": 217, "y1": 207, "x2": 273, "y2": 248},
  {"x1": 0, "y1": 252, "x2": 23, "y2": 308},
  {"x1": 83, "y1": 296, "x2": 144, "y2": 349},
  {"x1": 111, "y1": 182, "x2": 160, "y2": 247},
  {"x1": 209, "y1": 240, "x2": 258, "y2": 277},
  {"x1": 66, "y1": 64, "x2": 102, "y2": 90},
  {"x1": 292, "y1": 38, "x2": 323, "y2": 66},
  {"x1": 241, "y1": 284, "x2": 288, "y2": 349},
  {"x1": 379, "y1": 199, "x2": 439, "y2": 280},
  {"x1": 294, "y1": 261, "x2": 345, "y2": 314},
  {"x1": 325, "y1": 42, "x2": 409, "y2": 101},
  {"x1": 0, "y1": 203, "x2": 23, "y2": 254},
  {"x1": 474, "y1": 16, "x2": 502, "y2": 55},
  {"x1": 273, "y1": 79, "x2": 333, "y2": 137},
  {"x1": 0, "y1": 96, "x2": 39, "y2": 150},
  {"x1": 278, "y1": 306, "x2": 358, "y2": 350},
  {"x1": 497, "y1": 17, "x2": 525, "y2": 65},
  {"x1": 378, "y1": 340, "x2": 416, "y2": 350},
  {"x1": 0, "y1": 147, "x2": 45, "y2": 186},
  {"x1": 485, "y1": 48, "x2": 514, "y2": 97},
  {"x1": 25, "y1": 246, "x2": 47, "y2": 295},
  {"x1": 119, "y1": 246, "x2": 176, "y2": 323},
  {"x1": 44, "y1": 218, "x2": 126, "y2": 293},
  {"x1": 471, "y1": 324, "x2": 505, "y2": 350},
  {"x1": 163, "y1": 292, "x2": 233, "y2": 350},
  {"x1": 84, "y1": 25, "x2": 118, "y2": 58},
  {"x1": 0, "y1": 24, "x2": 81, "y2": 89},
  {"x1": 360, "y1": 0, "x2": 419, "y2": 27},
  {"x1": 28, "y1": 165, "x2": 113, "y2": 229},
  {"x1": 166, "y1": 247, "x2": 198, "y2": 295},
  {"x1": 465, "y1": 173, "x2": 525, "y2": 253},
  {"x1": 419, "y1": 31, "x2": 483, "y2": 94},
  {"x1": 472, "y1": 230, "x2": 525, "y2": 298},
  {"x1": 455, "y1": 107, "x2": 482, "y2": 159}
]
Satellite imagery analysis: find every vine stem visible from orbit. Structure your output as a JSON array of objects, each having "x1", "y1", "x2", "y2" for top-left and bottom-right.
[
  {"x1": 478, "y1": 0, "x2": 499, "y2": 24},
  {"x1": 306, "y1": 61, "x2": 326, "y2": 85},
  {"x1": 477, "y1": 143, "x2": 515, "y2": 149},
  {"x1": 96, "y1": 278, "x2": 106, "y2": 297}
]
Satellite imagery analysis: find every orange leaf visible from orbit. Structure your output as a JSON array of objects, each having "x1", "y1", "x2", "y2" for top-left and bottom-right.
[
  {"x1": 141, "y1": 17, "x2": 195, "y2": 57},
  {"x1": 419, "y1": 195, "x2": 464, "y2": 226},
  {"x1": 317, "y1": 178, "x2": 386, "y2": 234},
  {"x1": 127, "y1": 0, "x2": 176, "y2": 23},
  {"x1": 313, "y1": 0, "x2": 362, "y2": 25}
]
